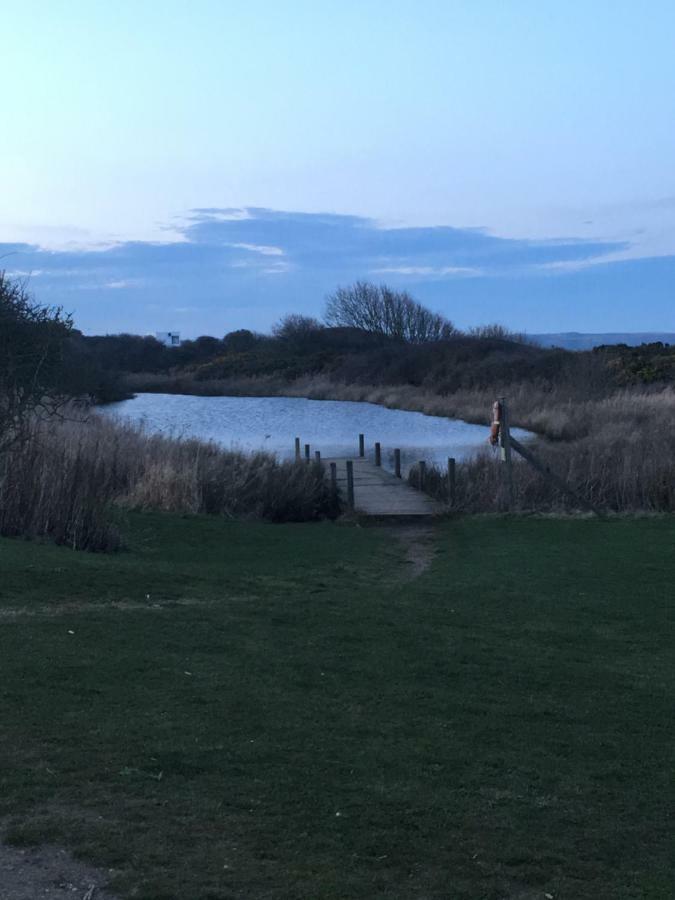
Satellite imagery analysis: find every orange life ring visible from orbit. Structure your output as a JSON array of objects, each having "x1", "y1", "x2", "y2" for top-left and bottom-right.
[{"x1": 489, "y1": 400, "x2": 502, "y2": 445}]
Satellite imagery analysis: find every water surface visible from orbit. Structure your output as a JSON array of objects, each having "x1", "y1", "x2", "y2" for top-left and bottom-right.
[{"x1": 102, "y1": 393, "x2": 530, "y2": 473}]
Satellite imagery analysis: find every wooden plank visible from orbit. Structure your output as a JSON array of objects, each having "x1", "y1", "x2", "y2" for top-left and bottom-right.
[{"x1": 323, "y1": 457, "x2": 443, "y2": 517}]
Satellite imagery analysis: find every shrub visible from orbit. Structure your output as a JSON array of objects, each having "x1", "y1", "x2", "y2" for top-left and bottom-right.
[
  {"x1": 0, "y1": 415, "x2": 339, "y2": 551},
  {"x1": 0, "y1": 272, "x2": 73, "y2": 451},
  {"x1": 0, "y1": 418, "x2": 121, "y2": 551}
]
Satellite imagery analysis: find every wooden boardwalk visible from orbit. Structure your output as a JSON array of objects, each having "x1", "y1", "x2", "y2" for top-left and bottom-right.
[{"x1": 323, "y1": 457, "x2": 444, "y2": 518}]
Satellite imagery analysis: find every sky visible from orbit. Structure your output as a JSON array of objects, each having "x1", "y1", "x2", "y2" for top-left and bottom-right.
[{"x1": 1, "y1": 1, "x2": 674, "y2": 336}]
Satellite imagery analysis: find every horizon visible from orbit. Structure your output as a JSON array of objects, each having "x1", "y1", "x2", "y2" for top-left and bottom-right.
[{"x1": 2, "y1": 2, "x2": 675, "y2": 335}]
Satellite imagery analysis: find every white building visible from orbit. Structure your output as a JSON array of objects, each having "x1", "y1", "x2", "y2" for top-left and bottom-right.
[{"x1": 156, "y1": 331, "x2": 181, "y2": 347}]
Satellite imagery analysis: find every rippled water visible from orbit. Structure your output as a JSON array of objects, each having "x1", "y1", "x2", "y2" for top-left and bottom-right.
[{"x1": 101, "y1": 393, "x2": 530, "y2": 473}]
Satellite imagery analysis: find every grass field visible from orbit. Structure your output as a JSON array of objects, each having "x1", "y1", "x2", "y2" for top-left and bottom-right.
[{"x1": 0, "y1": 514, "x2": 672, "y2": 899}]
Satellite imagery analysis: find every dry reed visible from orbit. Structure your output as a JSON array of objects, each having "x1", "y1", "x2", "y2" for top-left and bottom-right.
[
  {"x1": 120, "y1": 373, "x2": 675, "y2": 513},
  {"x1": 0, "y1": 414, "x2": 337, "y2": 550}
]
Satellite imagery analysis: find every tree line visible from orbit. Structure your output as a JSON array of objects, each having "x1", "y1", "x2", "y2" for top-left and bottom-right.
[{"x1": 3, "y1": 271, "x2": 672, "y2": 444}]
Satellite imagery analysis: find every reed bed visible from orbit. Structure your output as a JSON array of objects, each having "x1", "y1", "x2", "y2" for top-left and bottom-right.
[
  {"x1": 409, "y1": 406, "x2": 675, "y2": 513},
  {"x1": 0, "y1": 414, "x2": 337, "y2": 551},
  {"x1": 121, "y1": 372, "x2": 675, "y2": 513},
  {"x1": 281, "y1": 379, "x2": 675, "y2": 511}
]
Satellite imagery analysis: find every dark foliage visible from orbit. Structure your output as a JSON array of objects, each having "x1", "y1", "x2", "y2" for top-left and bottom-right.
[
  {"x1": 0, "y1": 272, "x2": 74, "y2": 450},
  {"x1": 594, "y1": 341, "x2": 675, "y2": 385},
  {"x1": 82, "y1": 321, "x2": 665, "y2": 403}
]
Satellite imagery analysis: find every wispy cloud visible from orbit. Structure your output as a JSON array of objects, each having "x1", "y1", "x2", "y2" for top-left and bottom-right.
[
  {"x1": 5, "y1": 269, "x2": 45, "y2": 278},
  {"x1": 229, "y1": 242, "x2": 284, "y2": 256},
  {"x1": 372, "y1": 265, "x2": 481, "y2": 277},
  {"x1": 104, "y1": 279, "x2": 136, "y2": 289}
]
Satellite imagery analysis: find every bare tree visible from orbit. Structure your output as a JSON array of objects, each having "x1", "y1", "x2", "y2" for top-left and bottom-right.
[
  {"x1": 468, "y1": 323, "x2": 532, "y2": 344},
  {"x1": 0, "y1": 272, "x2": 74, "y2": 452},
  {"x1": 324, "y1": 281, "x2": 456, "y2": 343},
  {"x1": 272, "y1": 313, "x2": 324, "y2": 340}
]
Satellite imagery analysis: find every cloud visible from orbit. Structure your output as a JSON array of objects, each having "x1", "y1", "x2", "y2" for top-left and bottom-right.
[
  {"x1": 372, "y1": 265, "x2": 481, "y2": 277},
  {"x1": 229, "y1": 242, "x2": 285, "y2": 256},
  {"x1": 1, "y1": 206, "x2": 671, "y2": 335},
  {"x1": 103, "y1": 279, "x2": 138, "y2": 289},
  {"x1": 4, "y1": 269, "x2": 45, "y2": 278}
]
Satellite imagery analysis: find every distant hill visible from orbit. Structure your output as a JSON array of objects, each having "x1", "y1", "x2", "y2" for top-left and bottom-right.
[{"x1": 532, "y1": 332, "x2": 675, "y2": 351}]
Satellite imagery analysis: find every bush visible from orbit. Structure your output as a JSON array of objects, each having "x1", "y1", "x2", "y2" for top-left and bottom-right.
[
  {"x1": 0, "y1": 418, "x2": 121, "y2": 551},
  {"x1": 0, "y1": 272, "x2": 73, "y2": 451},
  {"x1": 0, "y1": 415, "x2": 339, "y2": 551}
]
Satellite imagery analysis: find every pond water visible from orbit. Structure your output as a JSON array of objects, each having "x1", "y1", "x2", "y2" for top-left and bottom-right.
[{"x1": 101, "y1": 393, "x2": 531, "y2": 473}]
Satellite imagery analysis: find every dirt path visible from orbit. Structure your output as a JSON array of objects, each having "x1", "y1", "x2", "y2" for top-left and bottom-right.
[
  {"x1": 380, "y1": 521, "x2": 438, "y2": 579},
  {"x1": 0, "y1": 843, "x2": 119, "y2": 900}
]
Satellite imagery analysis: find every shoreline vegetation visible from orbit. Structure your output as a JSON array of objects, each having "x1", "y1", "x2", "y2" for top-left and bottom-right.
[
  {"x1": 0, "y1": 414, "x2": 337, "y2": 551},
  {"x1": 3, "y1": 274, "x2": 675, "y2": 550},
  {"x1": 120, "y1": 371, "x2": 675, "y2": 514}
]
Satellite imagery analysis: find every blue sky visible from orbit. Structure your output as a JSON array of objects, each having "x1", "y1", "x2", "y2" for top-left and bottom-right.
[{"x1": 2, "y1": 1, "x2": 674, "y2": 335}]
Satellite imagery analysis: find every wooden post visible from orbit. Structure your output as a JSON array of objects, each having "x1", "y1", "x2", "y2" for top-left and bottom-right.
[
  {"x1": 374, "y1": 442, "x2": 381, "y2": 467},
  {"x1": 346, "y1": 460, "x2": 355, "y2": 507},
  {"x1": 394, "y1": 448, "x2": 401, "y2": 478},
  {"x1": 304, "y1": 443, "x2": 311, "y2": 462},
  {"x1": 358, "y1": 433, "x2": 365, "y2": 457},
  {"x1": 294, "y1": 437, "x2": 301, "y2": 461},
  {"x1": 314, "y1": 450, "x2": 321, "y2": 463},
  {"x1": 330, "y1": 462, "x2": 337, "y2": 494},
  {"x1": 499, "y1": 397, "x2": 514, "y2": 511},
  {"x1": 419, "y1": 460, "x2": 426, "y2": 491},
  {"x1": 447, "y1": 457, "x2": 456, "y2": 506}
]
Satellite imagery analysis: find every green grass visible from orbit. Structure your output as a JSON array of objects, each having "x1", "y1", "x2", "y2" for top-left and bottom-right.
[{"x1": 0, "y1": 514, "x2": 672, "y2": 899}]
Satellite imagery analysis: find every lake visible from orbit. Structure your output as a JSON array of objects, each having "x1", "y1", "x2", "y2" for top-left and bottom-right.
[{"x1": 101, "y1": 393, "x2": 530, "y2": 473}]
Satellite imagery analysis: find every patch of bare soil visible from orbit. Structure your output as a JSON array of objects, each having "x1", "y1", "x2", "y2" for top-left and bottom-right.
[
  {"x1": 380, "y1": 521, "x2": 437, "y2": 579},
  {"x1": 0, "y1": 843, "x2": 119, "y2": 899}
]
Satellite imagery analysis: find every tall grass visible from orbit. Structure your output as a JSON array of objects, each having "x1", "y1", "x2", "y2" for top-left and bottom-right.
[
  {"x1": 272, "y1": 379, "x2": 675, "y2": 511},
  {"x1": 0, "y1": 417, "x2": 123, "y2": 551},
  {"x1": 0, "y1": 414, "x2": 337, "y2": 551},
  {"x1": 409, "y1": 395, "x2": 675, "y2": 513},
  {"x1": 121, "y1": 373, "x2": 675, "y2": 513}
]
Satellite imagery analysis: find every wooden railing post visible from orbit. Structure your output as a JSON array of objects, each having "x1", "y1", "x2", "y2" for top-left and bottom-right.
[
  {"x1": 447, "y1": 457, "x2": 456, "y2": 505},
  {"x1": 346, "y1": 460, "x2": 355, "y2": 507},
  {"x1": 374, "y1": 442, "x2": 381, "y2": 467},
  {"x1": 419, "y1": 461, "x2": 426, "y2": 491},
  {"x1": 394, "y1": 448, "x2": 401, "y2": 478},
  {"x1": 304, "y1": 443, "x2": 311, "y2": 463},
  {"x1": 358, "y1": 433, "x2": 365, "y2": 457},
  {"x1": 499, "y1": 397, "x2": 514, "y2": 511},
  {"x1": 314, "y1": 450, "x2": 321, "y2": 463},
  {"x1": 294, "y1": 437, "x2": 301, "y2": 461},
  {"x1": 330, "y1": 462, "x2": 337, "y2": 494}
]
